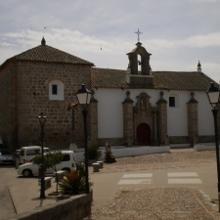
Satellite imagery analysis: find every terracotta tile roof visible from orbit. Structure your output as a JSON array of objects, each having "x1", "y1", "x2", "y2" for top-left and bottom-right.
[
  {"x1": 92, "y1": 68, "x2": 214, "y2": 91},
  {"x1": 153, "y1": 71, "x2": 213, "y2": 91},
  {"x1": 91, "y1": 68, "x2": 127, "y2": 88},
  {"x1": 9, "y1": 44, "x2": 94, "y2": 66}
]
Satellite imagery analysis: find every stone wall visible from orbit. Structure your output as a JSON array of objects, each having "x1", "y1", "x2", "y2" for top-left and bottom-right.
[
  {"x1": 187, "y1": 93, "x2": 198, "y2": 146},
  {"x1": 0, "y1": 61, "x2": 17, "y2": 150},
  {"x1": 88, "y1": 95, "x2": 98, "y2": 147},
  {"x1": 157, "y1": 93, "x2": 168, "y2": 145},
  {"x1": 16, "y1": 193, "x2": 92, "y2": 220},
  {"x1": 15, "y1": 61, "x2": 91, "y2": 149},
  {"x1": 122, "y1": 91, "x2": 134, "y2": 146}
]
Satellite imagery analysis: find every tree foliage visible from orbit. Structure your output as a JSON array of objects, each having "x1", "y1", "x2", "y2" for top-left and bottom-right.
[{"x1": 33, "y1": 152, "x2": 63, "y2": 169}]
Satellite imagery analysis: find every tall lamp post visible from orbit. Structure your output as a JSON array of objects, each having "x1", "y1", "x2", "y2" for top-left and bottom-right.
[
  {"x1": 38, "y1": 112, "x2": 47, "y2": 199},
  {"x1": 68, "y1": 101, "x2": 77, "y2": 144},
  {"x1": 76, "y1": 84, "x2": 92, "y2": 194},
  {"x1": 207, "y1": 82, "x2": 220, "y2": 212}
]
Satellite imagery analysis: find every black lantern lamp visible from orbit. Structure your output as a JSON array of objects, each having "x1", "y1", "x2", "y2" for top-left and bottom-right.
[
  {"x1": 76, "y1": 84, "x2": 92, "y2": 194},
  {"x1": 207, "y1": 82, "x2": 220, "y2": 212},
  {"x1": 76, "y1": 84, "x2": 92, "y2": 105},
  {"x1": 207, "y1": 82, "x2": 220, "y2": 109},
  {"x1": 38, "y1": 112, "x2": 47, "y2": 199}
]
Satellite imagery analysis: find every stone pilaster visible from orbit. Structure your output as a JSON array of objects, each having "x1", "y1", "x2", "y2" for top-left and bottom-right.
[
  {"x1": 152, "y1": 107, "x2": 159, "y2": 145},
  {"x1": 88, "y1": 93, "x2": 98, "y2": 147},
  {"x1": 123, "y1": 91, "x2": 134, "y2": 146},
  {"x1": 187, "y1": 92, "x2": 198, "y2": 146},
  {"x1": 157, "y1": 91, "x2": 168, "y2": 145}
]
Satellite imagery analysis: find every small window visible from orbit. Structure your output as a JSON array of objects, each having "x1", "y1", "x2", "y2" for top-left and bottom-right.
[
  {"x1": 52, "y1": 84, "x2": 58, "y2": 95},
  {"x1": 62, "y1": 154, "x2": 70, "y2": 161},
  {"x1": 49, "y1": 80, "x2": 64, "y2": 101},
  {"x1": 169, "y1": 97, "x2": 175, "y2": 107}
]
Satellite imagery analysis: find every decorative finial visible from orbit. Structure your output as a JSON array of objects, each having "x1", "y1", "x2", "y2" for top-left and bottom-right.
[
  {"x1": 135, "y1": 28, "x2": 142, "y2": 43},
  {"x1": 189, "y1": 92, "x2": 198, "y2": 103},
  {"x1": 41, "y1": 37, "x2": 46, "y2": 46},
  {"x1": 197, "y1": 60, "x2": 202, "y2": 72},
  {"x1": 126, "y1": 90, "x2": 130, "y2": 98}
]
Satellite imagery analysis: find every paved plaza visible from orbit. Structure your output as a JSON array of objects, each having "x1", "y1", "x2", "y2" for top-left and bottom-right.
[
  {"x1": 1, "y1": 149, "x2": 220, "y2": 219},
  {"x1": 91, "y1": 149, "x2": 220, "y2": 219}
]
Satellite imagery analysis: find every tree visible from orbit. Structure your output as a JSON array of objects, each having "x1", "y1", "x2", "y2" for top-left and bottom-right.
[{"x1": 33, "y1": 152, "x2": 64, "y2": 193}]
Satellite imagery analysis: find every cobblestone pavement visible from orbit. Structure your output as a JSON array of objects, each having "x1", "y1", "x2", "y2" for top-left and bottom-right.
[
  {"x1": 92, "y1": 188, "x2": 220, "y2": 220},
  {"x1": 91, "y1": 150, "x2": 220, "y2": 219}
]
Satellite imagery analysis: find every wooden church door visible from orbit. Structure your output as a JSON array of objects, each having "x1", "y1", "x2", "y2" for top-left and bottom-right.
[{"x1": 136, "y1": 123, "x2": 151, "y2": 145}]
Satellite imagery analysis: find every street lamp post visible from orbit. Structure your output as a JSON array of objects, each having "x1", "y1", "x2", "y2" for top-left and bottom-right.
[
  {"x1": 38, "y1": 112, "x2": 47, "y2": 199},
  {"x1": 207, "y1": 82, "x2": 220, "y2": 212},
  {"x1": 76, "y1": 84, "x2": 92, "y2": 194},
  {"x1": 68, "y1": 101, "x2": 77, "y2": 144}
]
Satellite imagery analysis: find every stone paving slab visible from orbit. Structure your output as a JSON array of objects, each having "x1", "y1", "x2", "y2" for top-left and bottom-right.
[
  {"x1": 0, "y1": 187, "x2": 16, "y2": 220},
  {"x1": 92, "y1": 188, "x2": 220, "y2": 220}
]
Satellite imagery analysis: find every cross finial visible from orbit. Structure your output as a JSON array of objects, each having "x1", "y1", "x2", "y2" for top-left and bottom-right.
[{"x1": 135, "y1": 28, "x2": 142, "y2": 42}]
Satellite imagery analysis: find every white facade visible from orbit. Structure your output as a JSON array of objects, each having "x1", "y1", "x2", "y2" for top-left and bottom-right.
[{"x1": 95, "y1": 88, "x2": 214, "y2": 139}]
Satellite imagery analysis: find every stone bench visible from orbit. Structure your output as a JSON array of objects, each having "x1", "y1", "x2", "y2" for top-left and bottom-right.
[
  {"x1": 38, "y1": 176, "x2": 53, "y2": 190},
  {"x1": 92, "y1": 162, "x2": 100, "y2": 172},
  {"x1": 97, "y1": 160, "x2": 103, "y2": 169},
  {"x1": 54, "y1": 170, "x2": 66, "y2": 181}
]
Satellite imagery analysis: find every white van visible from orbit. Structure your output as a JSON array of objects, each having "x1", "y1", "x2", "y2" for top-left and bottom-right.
[
  {"x1": 17, "y1": 150, "x2": 76, "y2": 177},
  {"x1": 16, "y1": 146, "x2": 50, "y2": 166}
]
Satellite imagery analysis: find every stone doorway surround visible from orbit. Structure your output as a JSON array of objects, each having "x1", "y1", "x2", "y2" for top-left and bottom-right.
[
  {"x1": 123, "y1": 91, "x2": 168, "y2": 146},
  {"x1": 133, "y1": 92, "x2": 154, "y2": 145}
]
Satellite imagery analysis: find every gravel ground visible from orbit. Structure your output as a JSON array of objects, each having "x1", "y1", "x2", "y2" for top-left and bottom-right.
[
  {"x1": 102, "y1": 150, "x2": 216, "y2": 173},
  {"x1": 91, "y1": 150, "x2": 220, "y2": 219},
  {"x1": 92, "y1": 188, "x2": 220, "y2": 220}
]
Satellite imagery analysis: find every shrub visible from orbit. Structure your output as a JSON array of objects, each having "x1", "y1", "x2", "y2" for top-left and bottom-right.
[
  {"x1": 33, "y1": 152, "x2": 64, "y2": 192},
  {"x1": 59, "y1": 163, "x2": 86, "y2": 195}
]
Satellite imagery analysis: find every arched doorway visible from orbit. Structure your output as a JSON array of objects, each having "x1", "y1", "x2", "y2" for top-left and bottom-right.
[{"x1": 136, "y1": 123, "x2": 151, "y2": 145}]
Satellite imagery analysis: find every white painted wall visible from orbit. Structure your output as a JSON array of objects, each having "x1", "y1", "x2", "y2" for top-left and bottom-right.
[
  {"x1": 95, "y1": 89, "x2": 124, "y2": 138},
  {"x1": 95, "y1": 89, "x2": 214, "y2": 139},
  {"x1": 166, "y1": 91, "x2": 188, "y2": 136}
]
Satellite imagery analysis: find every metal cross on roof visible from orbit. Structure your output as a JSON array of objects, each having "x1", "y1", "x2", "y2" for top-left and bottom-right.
[{"x1": 135, "y1": 28, "x2": 142, "y2": 42}]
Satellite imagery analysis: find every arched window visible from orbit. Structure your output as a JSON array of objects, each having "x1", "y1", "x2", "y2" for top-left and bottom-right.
[
  {"x1": 49, "y1": 80, "x2": 64, "y2": 101},
  {"x1": 137, "y1": 54, "x2": 142, "y2": 73}
]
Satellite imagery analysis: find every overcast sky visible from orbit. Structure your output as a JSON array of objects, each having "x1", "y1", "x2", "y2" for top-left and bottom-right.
[{"x1": 0, "y1": 0, "x2": 219, "y2": 81}]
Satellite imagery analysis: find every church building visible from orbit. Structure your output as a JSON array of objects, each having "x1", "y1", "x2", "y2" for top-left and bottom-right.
[{"x1": 0, "y1": 37, "x2": 216, "y2": 150}]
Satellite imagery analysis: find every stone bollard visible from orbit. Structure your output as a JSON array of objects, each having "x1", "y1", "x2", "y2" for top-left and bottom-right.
[
  {"x1": 92, "y1": 162, "x2": 100, "y2": 172},
  {"x1": 97, "y1": 161, "x2": 103, "y2": 169}
]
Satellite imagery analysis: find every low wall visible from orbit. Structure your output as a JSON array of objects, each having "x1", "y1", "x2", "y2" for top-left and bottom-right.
[
  {"x1": 194, "y1": 143, "x2": 215, "y2": 151},
  {"x1": 15, "y1": 192, "x2": 92, "y2": 220},
  {"x1": 74, "y1": 146, "x2": 170, "y2": 162}
]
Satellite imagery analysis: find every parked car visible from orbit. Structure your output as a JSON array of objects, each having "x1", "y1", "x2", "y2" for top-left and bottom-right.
[
  {"x1": 0, "y1": 137, "x2": 4, "y2": 149},
  {"x1": 15, "y1": 146, "x2": 50, "y2": 167},
  {"x1": 17, "y1": 150, "x2": 77, "y2": 177},
  {"x1": 0, "y1": 148, "x2": 14, "y2": 165}
]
